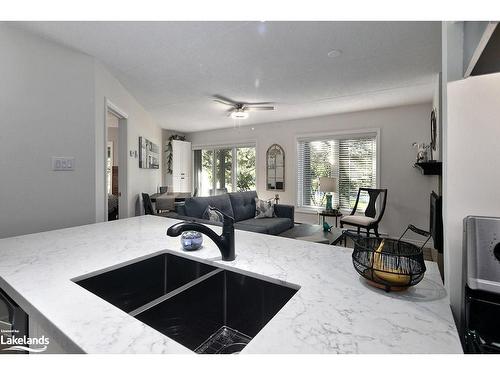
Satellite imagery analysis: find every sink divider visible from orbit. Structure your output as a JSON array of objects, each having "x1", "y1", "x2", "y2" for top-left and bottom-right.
[
  {"x1": 223, "y1": 271, "x2": 227, "y2": 326},
  {"x1": 129, "y1": 268, "x2": 223, "y2": 317}
]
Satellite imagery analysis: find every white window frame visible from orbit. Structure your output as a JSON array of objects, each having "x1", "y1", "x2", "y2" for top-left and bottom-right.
[
  {"x1": 295, "y1": 128, "x2": 380, "y2": 213},
  {"x1": 192, "y1": 141, "x2": 258, "y2": 195}
]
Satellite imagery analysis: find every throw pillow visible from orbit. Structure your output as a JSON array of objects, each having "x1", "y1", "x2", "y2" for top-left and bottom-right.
[
  {"x1": 202, "y1": 206, "x2": 223, "y2": 223},
  {"x1": 254, "y1": 198, "x2": 274, "y2": 219}
]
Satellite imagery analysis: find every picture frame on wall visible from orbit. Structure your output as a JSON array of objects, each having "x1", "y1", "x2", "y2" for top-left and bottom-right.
[{"x1": 138, "y1": 136, "x2": 159, "y2": 169}]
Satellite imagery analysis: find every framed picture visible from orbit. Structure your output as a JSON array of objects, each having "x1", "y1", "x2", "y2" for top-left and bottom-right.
[{"x1": 138, "y1": 137, "x2": 159, "y2": 169}]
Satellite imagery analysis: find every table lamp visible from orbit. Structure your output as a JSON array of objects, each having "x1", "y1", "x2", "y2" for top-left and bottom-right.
[{"x1": 319, "y1": 177, "x2": 337, "y2": 212}]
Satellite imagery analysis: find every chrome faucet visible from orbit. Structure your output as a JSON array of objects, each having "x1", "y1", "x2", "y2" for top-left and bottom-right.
[{"x1": 166, "y1": 207, "x2": 236, "y2": 261}]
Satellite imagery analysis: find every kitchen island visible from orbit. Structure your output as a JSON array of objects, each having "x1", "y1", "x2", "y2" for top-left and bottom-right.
[{"x1": 0, "y1": 215, "x2": 462, "y2": 354}]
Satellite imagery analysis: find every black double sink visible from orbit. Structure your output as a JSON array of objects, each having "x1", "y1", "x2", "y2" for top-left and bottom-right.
[{"x1": 74, "y1": 253, "x2": 298, "y2": 354}]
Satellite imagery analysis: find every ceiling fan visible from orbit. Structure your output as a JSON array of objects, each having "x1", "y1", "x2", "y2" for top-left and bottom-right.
[{"x1": 212, "y1": 95, "x2": 276, "y2": 119}]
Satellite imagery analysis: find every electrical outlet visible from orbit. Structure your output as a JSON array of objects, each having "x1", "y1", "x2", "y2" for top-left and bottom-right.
[{"x1": 52, "y1": 157, "x2": 75, "y2": 171}]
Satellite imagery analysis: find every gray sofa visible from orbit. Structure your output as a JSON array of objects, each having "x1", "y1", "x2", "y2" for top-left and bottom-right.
[{"x1": 165, "y1": 191, "x2": 294, "y2": 235}]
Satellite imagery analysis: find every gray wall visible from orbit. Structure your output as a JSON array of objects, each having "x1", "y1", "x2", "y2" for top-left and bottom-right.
[
  {"x1": 187, "y1": 102, "x2": 438, "y2": 243},
  {"x1": 0, "y1": 23, "x2": 96, "y2": 238}
]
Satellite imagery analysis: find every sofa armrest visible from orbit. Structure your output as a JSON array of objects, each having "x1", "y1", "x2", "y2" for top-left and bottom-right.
[
  {"x1": 175, "y1": 202, "x2": 187, "y2": 216},
  {"x1": 274, "y1": 204, "x2": 295, "y2": 221}
]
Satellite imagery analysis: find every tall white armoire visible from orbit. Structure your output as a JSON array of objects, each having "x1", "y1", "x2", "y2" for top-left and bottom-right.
[{"x1": 171, "y1": 140, "x2": 192, "y2": 193}]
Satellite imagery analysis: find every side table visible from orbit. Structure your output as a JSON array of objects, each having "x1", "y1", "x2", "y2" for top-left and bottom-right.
[{"x1": 318, "y1": 210, "x2": 343, "y2": 227}]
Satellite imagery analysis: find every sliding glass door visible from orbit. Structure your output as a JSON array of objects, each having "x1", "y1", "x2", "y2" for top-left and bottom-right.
[
  {"x1": 214, "y1": 148, "x2": 233, "y2": 194},
  {"x1": 194, "y1": 145, "x2": 256, "y2": 196},
  {"x1": 236, "y1": 147, "x2": 256, "y2": 192}
]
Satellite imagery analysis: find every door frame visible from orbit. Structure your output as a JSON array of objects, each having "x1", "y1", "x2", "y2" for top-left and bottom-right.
[{"x1": 104, "y1": 98, "x2": 128, "y2": 221}]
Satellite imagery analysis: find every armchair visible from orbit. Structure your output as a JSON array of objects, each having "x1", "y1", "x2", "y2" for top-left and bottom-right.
[{"x1": 340, "y1": 188, "x2": 387, "y2": 237}]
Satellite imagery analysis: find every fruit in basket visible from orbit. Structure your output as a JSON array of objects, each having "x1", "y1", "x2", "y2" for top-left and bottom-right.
[{"x1": 372, "y1": 239, "x2": 411, "y2": 285}]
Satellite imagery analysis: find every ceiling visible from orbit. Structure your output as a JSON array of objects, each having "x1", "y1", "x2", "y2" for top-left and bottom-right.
[{"x1": 12, "y1": 21, "x2": 441, "y2": 132}]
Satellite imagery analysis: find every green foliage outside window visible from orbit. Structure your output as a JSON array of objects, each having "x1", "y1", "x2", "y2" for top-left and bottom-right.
[{"x1": 200, "y1": 146, "x2": 256, "y2": 194}]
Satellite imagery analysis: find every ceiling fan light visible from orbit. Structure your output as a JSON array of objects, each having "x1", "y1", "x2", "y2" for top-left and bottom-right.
[{"x1": 230, "y1": 110, "x2": 249, "y2": 119}]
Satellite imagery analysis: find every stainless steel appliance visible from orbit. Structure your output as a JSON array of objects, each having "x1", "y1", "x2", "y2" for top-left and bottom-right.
[
  {"x1": 465, "y1": 216, "x2": 500, "y2": 293},
  {"x1": 464, "y1": 216, "x2": 500, "y2": 353},
  {"x1": 0, "y1": 288, "x2": 29, "y2": 354}
]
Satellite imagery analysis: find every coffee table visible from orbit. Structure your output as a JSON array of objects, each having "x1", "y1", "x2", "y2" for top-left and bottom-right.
[{"x1": 280, "y1": 224, "x2": 346, "y2": 246}]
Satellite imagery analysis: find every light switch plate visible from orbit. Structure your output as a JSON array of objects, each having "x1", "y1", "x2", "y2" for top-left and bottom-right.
[{"x1": 52, "y1": 157, "x2": 75, "y2": 171}]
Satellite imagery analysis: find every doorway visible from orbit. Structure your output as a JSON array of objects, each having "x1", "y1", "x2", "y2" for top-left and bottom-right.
[{"x1": 105, "y1": 100, "x2": 128, "y2": 221}]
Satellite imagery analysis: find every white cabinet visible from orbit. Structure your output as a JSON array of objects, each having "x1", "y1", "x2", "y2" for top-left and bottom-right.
[
  {"x1": 173, "y1": 175, "x2": 191, "y2": 192},
  {"x1": 171, "y1": 140, "x2": 192, "y2": 193}
]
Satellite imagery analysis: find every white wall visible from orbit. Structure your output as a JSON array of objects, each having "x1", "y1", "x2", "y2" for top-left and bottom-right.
[
  {"x1": 0, "y1": 24, "x2": 96, "y2": 238},
  {"x1": 94, "y1": 62, "x2": 163, "y2": 220},
  {"x1": 441, "y1": 22, "x2": 465, "y2": 306},
  {"x1": 0, "y1": 23, "x2": 164, "y2": 238},
  {"x1": 446, "y1": 72, "x2": 500, "y2": 328},
  {"x1": 187, "y1": 103, "x2": 438, "y2": 242}
]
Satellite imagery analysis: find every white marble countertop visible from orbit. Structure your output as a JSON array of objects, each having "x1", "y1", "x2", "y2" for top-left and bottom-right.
[{"x1": 0, "y1": 216, "x2": 462, "y2": 354}]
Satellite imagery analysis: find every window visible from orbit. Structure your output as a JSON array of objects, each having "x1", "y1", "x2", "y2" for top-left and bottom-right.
[
  {"x1": 194, "y1": 145, "x2": 256, "y2": 196},
  {"x1": 297, "y1": 132, "x2": 377, "y2": 211}
]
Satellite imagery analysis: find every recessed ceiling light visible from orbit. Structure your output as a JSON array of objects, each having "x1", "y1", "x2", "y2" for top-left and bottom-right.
[
  {"x1": 327, "y1": 49, "x2": 343, "y2": 58},
  {"x1": 230, "y1": 110, "x2": 249, "y2": 120}
]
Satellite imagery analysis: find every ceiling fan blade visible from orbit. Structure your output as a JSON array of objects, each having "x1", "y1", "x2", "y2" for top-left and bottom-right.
[
  {"x1": 245, "y1": 106, "x2": 275, "y2": 111},
  {"x1": 212, "y1": 94, "x2": 237, "y2": 107},
  {"x1": 244, "y1": 101, "x2": 275, "y2": 106},
  {"x1": 214, "y1": 99, "x2": 235, "y2": 107}
]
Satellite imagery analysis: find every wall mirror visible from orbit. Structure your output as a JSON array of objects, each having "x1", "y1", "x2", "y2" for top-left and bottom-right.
[{"x1": 266, "y1": 144, "x2": 285, "y2": 191}]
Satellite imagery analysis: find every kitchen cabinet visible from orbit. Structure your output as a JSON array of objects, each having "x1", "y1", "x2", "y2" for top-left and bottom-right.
[{"x1": 172, "y1": 140, "x2": 192, "y2": 193}]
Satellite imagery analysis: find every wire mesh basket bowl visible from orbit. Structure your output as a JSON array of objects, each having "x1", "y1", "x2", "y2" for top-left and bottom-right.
[{"x1": 349, "y1": 225, "x2": 428, "y2": 292}]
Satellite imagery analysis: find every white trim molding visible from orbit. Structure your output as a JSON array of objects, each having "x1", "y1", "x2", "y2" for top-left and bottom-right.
[{"x1": 191, "y1": 139, "x2": 257, "y2": 150}]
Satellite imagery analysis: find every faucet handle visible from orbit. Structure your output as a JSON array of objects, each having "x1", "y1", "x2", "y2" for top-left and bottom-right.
[{"x1": 208, "y1": 206, "x2": 234, "y2": 224}]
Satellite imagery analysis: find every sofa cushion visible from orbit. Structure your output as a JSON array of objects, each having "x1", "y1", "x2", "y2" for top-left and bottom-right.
[
  {"x1": 234, "y1": 222, "x2": 268, "y2": 234},
  {"x1": 228, "y1": 191, "x2": 258, "y2": 222},
  {"x1": 237, "y1": 217, "x2": 293, "y2": 235},
  {"x1": 183, "y1": 194, "x2": 234, "y2": 219},
  {"x1": 254, "y1": 197, "x2": 274, "y2": 218},
  {"x1": 202, "y1": 206, "x2": 223, "y2": 223}
]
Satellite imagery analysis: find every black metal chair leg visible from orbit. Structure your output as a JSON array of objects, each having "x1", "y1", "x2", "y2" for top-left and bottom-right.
[{"x1": 374, "y1": 226, "x2": 380, "y2": 237}]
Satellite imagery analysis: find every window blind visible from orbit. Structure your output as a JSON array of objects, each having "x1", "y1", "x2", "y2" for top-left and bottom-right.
[{"x1": 297, "y1": 134, "x2": 377, "y2": 211}]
